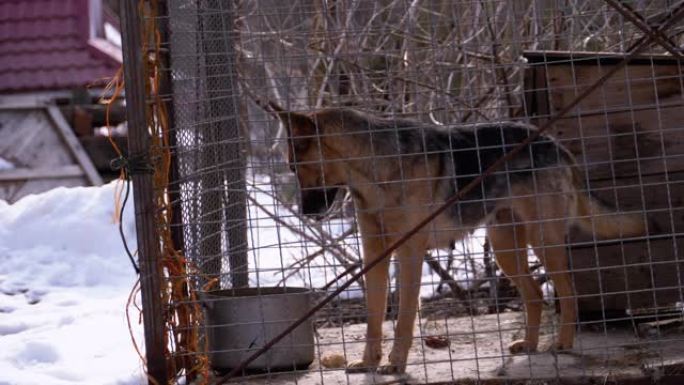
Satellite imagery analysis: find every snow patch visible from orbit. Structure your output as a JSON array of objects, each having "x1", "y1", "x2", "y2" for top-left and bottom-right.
[
  {"x1": 0, "y1": 322, "x2": 29, "y2": 336},
  {"x1": 0, "y1": 181, "x2": 143, "y2": 385},
  {"x1": 14, "y1": 342, "x2": 60, "y2": 365},
  {"x1": 0, "y1": 157, "x2": 14, "y2": 170}
]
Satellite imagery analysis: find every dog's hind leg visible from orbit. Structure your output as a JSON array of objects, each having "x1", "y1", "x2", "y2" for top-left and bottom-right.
[
  {"x1": 378, "y1": 240, "x2": 425, "y2": 374},
  {"x1": 488, "y1": 209, "x2": 543, "y2": 354},
  {"x1": 347, "y1": 218, "x2": 390, "y2": 373}
]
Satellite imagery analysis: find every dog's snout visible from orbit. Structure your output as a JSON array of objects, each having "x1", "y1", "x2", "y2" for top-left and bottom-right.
[{"x1": 300, "y1": 187, "x2": 339, "y2": 219}]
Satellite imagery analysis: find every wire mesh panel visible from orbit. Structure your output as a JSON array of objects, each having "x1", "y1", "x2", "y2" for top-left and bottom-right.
[
  {"x1": 168, "y1": 1, "x2": 248, "y2": 289},
  {"x1": 131, "y1": 0, "x2": 684, "y2": 384}
]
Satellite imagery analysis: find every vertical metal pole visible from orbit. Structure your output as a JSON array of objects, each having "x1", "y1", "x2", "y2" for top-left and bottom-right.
[
  {"x1": 216, "y1": 1, "x2": 249, "y2": 289},
  {"x1": 119, "y1": 1, "x2": 168, "y2": 384},
  {"x1": 197, "y1": 0, "x2": 224, "y2": 287},
  {"x1": 201, "y1": 0, "x2": 249, "y2": 288}
]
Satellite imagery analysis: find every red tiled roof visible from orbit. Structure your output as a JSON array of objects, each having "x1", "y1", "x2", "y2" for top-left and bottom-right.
[{"x1": 0, "y1": 0, "x2": 121, "y2": 93}]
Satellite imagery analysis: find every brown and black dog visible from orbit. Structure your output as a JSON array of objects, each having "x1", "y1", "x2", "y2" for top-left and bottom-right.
[{"x1": 273, "y1": 106, "x2": 646, "y2": 374}]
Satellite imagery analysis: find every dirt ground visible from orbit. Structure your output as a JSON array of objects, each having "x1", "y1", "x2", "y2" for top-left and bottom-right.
[{"x1": 222, "y1": 310, "x2": 684, "y2": 385}]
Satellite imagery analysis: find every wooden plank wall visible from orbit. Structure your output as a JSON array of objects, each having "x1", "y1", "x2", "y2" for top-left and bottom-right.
[
  {"x1": 524, "y1": 51, "x2": 684, "y2": 316},
  {"x1": 0, "y1": 107, "x2": 101, "y2": 202}
]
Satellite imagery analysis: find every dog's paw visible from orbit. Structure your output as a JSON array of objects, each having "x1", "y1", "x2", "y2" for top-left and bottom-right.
[
  {"x1": 377, "y1": 363, "x2": 406, "y2": 375},
  {"x1": 508, "y1": 339, "x2": 538, "y2": 354},
  {"x1": 345, "y1": 360, "x2": 376, "y2": 373},
  {"x1": 320, "y1": 353, "x2": 346, "y2": 369}
]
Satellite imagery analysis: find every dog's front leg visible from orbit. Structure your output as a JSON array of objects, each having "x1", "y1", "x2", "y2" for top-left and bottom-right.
[
  {"x1": 379, "y1": 243, "x2": 424, "y2": 375},
  {"x1": 346, "y1": 232, "x2": 390, "y2": 373}
]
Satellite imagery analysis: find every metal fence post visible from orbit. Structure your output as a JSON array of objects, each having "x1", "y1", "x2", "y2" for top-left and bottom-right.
[
  {"x1": 119, "y1": 1, "x2": 168, "y2": 384},
  {"x1": 200, "y1": 0, "x2": 249, "y2": 288}
]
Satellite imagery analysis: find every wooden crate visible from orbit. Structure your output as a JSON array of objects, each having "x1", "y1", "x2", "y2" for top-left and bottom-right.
[{"x1": 523, "y1": 51, "x2": 684, "y2": 315}]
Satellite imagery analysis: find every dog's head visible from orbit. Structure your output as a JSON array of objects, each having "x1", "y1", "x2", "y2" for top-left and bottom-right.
[{"x1": 274, "y1": 108, "x2": 342, "y2": 219}]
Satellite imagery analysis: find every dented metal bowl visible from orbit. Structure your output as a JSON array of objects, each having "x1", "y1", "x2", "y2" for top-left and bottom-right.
[{"x1": 202, "y1": 287, "x2": 316, "y2": 372}]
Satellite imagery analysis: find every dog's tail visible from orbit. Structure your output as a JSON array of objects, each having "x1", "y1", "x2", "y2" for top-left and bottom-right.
[
  {"x1": 574, "y1": 193, "x2": 645, "y2": 237},
  {"x1": 571, "y1": 167, "x2": 646, "y2": 238}
]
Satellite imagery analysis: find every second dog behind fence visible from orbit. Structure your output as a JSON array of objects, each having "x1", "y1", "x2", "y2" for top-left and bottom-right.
[{"x1": 274, "y1": 107, "x2": 649, "y2": 374}]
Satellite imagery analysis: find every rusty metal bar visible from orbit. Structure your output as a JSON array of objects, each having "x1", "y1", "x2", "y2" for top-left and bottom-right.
[
  {"x1": 213, "y1": 4, "x2": 684, "y2": 383},
  {"x1": 604, "y1": 0, "x2": 684, "y2": 59},
  {"x1": 618, "y1": 0, "x2": 682, "y2": 53},
  {"x1": 119, "y1": 1, "x2": 169, "y2": 384}
]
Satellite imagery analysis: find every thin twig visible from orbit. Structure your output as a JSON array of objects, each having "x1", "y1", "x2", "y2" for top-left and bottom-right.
[{"x1": 275, "y1": 226, "x2": 358, "y2": 286}]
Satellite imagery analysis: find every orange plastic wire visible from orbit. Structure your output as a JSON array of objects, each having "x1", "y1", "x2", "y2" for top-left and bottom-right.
[{"x1": 100, "y1": 67, "x2": 127, "y2": 224}]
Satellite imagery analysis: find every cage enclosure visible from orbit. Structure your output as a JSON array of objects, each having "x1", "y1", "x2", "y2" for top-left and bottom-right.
[{"x1": 118, "y1": 1, "x2": 684, "y2": 384}]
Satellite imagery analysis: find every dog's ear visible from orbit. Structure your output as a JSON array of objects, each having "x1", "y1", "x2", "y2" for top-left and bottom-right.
[
  {"x1": 277, "y1": 111, "x2": 314, "y2": 136},
  {"x1": 275, "y1": 110, "x2": 316, "y2": 152}
]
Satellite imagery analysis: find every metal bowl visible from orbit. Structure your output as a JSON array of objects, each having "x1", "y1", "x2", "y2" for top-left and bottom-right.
[{"x1": 202, "y1": 287, "x2": 316, "y2": 372}]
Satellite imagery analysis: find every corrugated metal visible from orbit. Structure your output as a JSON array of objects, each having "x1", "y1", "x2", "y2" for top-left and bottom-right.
[{"x1": 0, "y1": 0, "x2": 120, "y2": 93}]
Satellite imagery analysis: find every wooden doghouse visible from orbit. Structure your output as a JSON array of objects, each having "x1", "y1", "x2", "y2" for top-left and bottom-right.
[{"x1": 523, "y1": 51, "x2": 684, "y2": 318}]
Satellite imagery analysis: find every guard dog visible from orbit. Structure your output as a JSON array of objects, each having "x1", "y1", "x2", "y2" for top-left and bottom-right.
[{"x1": 273, "y1": 106, "x2": 646, "y2": 374}]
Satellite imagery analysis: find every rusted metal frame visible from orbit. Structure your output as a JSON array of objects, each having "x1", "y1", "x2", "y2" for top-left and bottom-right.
[
  {"x1": 213, "y1": 5, "x2": 684, "y2": 384},
  {"x1": 604, "y1": 0, "x2": 684, "y2": 59},
  {"x1": 119, "y1": 1, "x2": 169, "y2": 384}
]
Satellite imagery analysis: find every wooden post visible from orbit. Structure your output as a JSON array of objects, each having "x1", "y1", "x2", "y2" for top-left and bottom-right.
[{"x1": 119, "y1": 1, "x2": 168, "y2": 384}]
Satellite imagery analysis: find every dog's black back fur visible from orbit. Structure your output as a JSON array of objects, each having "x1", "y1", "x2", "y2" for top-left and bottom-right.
[{"x1": 337, "y1": 110, "x2": 570, "y2": 225}]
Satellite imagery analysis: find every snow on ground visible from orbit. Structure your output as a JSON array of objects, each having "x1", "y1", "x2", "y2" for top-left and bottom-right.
[{"x1": 0, "y1": 182, "x2": 144, "y2": 385}]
